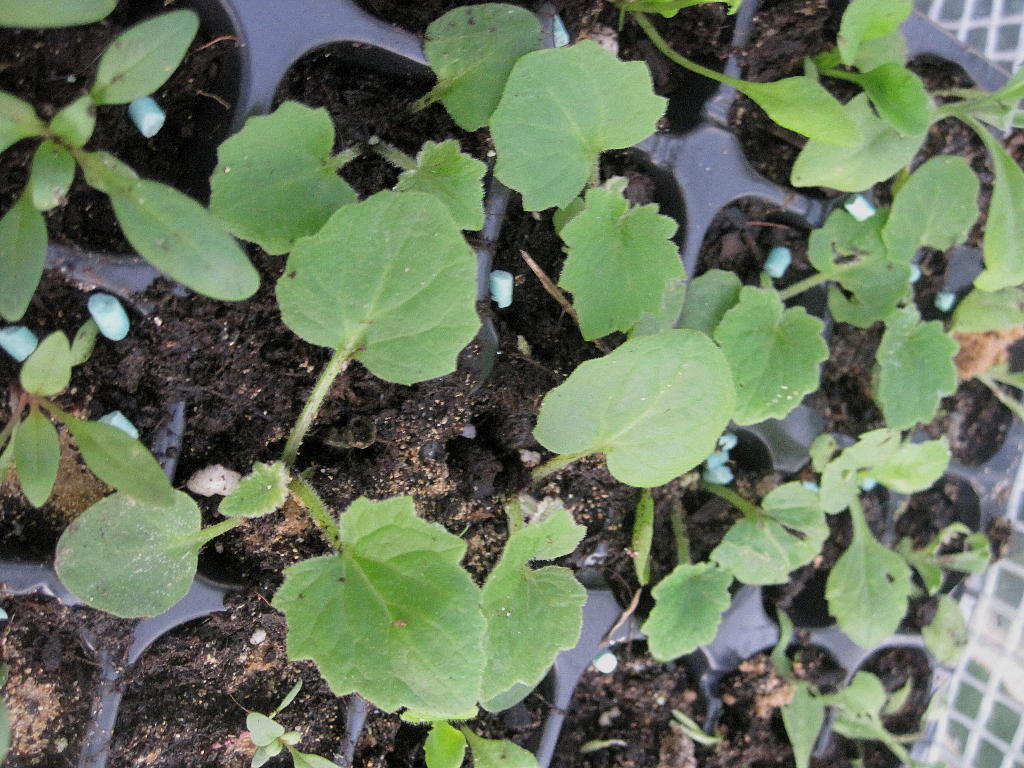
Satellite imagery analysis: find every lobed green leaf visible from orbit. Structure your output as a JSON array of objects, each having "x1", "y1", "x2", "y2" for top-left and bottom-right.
[
  {"x1": 713, "y1": 287, "x2": 827, "y2": 424},
  {"x1": 395, "y1": 140, "x2": 486, "y2": 231},
  {"x1": 210, "y1": 102, "x2": 357, "y2": 254},
  {"x1": 218, "y1": 461, "x2": 290, "y2": 519},
  {"x1": 13, "y1": 408, "x2": 60, "y2": 508},
  {"x1": 276, "y1": 190, "x2": 479, "y2": 385},
  {"x1": 875, "y1": 306, "x2": 958, "y2": 431},
  {"x1": 491, "y1": 41, "x2": 666, "y2": 210},
  {"x1": 0, "y1": 190, "x2": 47, "y2": 322},
  {"x1": 533, "y1": 330, "x2": 736, "y2": 488},
  {"x1": 55, "y1": 490, "x2": 202, "y2": 617},
  {"x1": 559, "y1": 177, "x2": 683, "y2": 340},
  {"x1": 480, "y1": 507, "x2": 586, "y2": 706},
  {"x1": 641, "y1": 562, "x2": 732, "y2": 661},
  {"x1": 422, "y1": 4, "x2": 542, "y2": 131},
  {"x1": 90, "y1": 10, "x2": 199, "y2": 104},
  {"x1": 272, "y1": 497, "x2": 486, "y2": 718}
]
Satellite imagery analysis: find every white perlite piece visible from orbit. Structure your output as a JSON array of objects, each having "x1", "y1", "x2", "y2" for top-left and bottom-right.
[{"x1": 186, "y1": 464, "x2": 242, "y2": 497}]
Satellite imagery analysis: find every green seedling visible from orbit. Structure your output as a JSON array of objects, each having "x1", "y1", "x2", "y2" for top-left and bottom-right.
[
  {"x1": 0, "y1": 322, "x2": 173, "y2": 515},
  {"x1": 244, "y1": 682, "x2": 339, "y2": 768},
  {"x1": 0, "y1": 10, "x2": 258, "y2": 322}
]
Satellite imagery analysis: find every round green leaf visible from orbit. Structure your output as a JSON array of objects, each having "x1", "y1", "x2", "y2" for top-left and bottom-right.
[
  {"x1": 422, "y1": 4, "x2": 542, "y2": 131},
  {"x1": 13, "y1": 408, "x2": 60, "y2": 508},
  {"x1": 533, "y1": 330, "x2": 736, "y2": 488},
  {"x1": 55, "y1": 490, "x2": 202, "y2": 617},
  {"x1": 491, "y1": 41, "x2": 666, "y2": 210},
  {"x1": 64, "y1": 415, "x2": 174, "y2": 506},
  {"x1": 276, "y1": 190, "x2": 479, "y2": 385},
  {"x1": 210, "y1": 102, "x2": 357, "y2": 254},
  {"x1": 713, "y1": 287, "x2": 827, "y2": 425},
  {"x1": 90, "y1": 10, "x2": 199, "y2": 104},
  {"x1": 0, "y1": 191, "x2": 47, "y2": 322},
  {"x1": 20, "y1": 331, "x2": 71, "y2": 397}
]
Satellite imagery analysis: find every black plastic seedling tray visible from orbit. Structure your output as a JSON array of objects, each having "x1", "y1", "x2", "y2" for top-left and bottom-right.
[{"x1": 0, "y1": 1, "x2": 1018, "y2": 767}]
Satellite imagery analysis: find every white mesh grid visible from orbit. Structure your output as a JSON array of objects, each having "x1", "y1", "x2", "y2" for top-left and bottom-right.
[{"x1": 916, "y1": 0, "x2": 1024, "y2": 71}]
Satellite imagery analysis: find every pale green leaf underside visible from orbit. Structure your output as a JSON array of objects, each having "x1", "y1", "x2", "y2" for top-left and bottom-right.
[
  {"x1": 65, "y1": 415, "x2": 174, "y2": 506},
  {"x1": 791, "y1": 94, "x2": 925, "y2": 191},
  {"x1": 273, "y1": 496, "x2": 486, "y2": 718},
  {"x1": 491, "y1": 41, "x2": 666, "y2": 210},
  {"x1": 90, "y1": 11, "x2": 198, "y2": 104},
  {"x1": 713, "y1": 287, "x2": 827, "y2": 425},
  {"x1": 0, "y1": 190, "x2": 47, "y2": 322},
  {"x1": 14, "y1": 408, "x2": 60, "y2": 508},
  {"x1": 560, "y1": 177, "x2": 682, "y2": 340},
  {"x1": 711, "y1": 483, "x2": 827, "y2": 585},
  {"x1": 276, "y1": 190, "x2": 479, "y2": 385},
  {"x1": 55, "y1": 490, "x2": 201, "y2": 617},
  {"x1": 20, "y1": 331, "x2": 71, "y2": 397},
  {"x1": 826, "y1": 516, "x2": 912, "y2": 647},
  {"x1": 396, "y1": 140, "x2": 486, "y2": 231},
  {"x1": 210, "y1": 102, "x2": 357, "y2": 254},
  {"x1": 533, "y1": 330, "x2": 736, "y2": 488},
  {"x1": 480, "y1": 508, "x2": 586, "y2": 705},
  {"x1": 642, "y1": 562, "x2": 732, "y2": 661},
  {"x1": 423, "y1": 4, "x2": 542, "y2": 131},
  {"x1": 883, "y1": 156, "x2": 979, "y2": 261},
  {"x1": 876, "y1": 306, "x2": 958, "y2": 431},
  {"x1": 218, "y1": 461, "x2": 290, "y2": 519}
]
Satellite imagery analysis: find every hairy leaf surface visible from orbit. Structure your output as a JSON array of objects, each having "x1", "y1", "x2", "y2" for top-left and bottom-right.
[
  {"x1": 219, "y1": 461, "x2": 290, "y2": 519},
  {"x1": 642, "y1": 563, "x2": 732, "y2": 661}
]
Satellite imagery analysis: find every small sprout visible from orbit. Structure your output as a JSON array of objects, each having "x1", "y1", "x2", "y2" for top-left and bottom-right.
[
  {"x1": 592, "y1": 649, "x2": 618, "y2": 673},
  {"x1": 580, "y1": 739, "x2": 627, "y2": 754},
  {"x1": 0, "y1": 326, "x2": 39, "y2": 361},
  {"x1": 934, "y1": 290, "x2": 957, "y2": 313},
  {"x1": 717, "y1": 432, "x2": 738, "y2": 452},
  {"x1": 98, "y1": 410, "x2": 139, "y2": 439},
  {"x1": 843, "y1": 194, "x2": 876, "y2": 222},
  {"x1": 909, "y1": 264, "x2": 921, "y2": 283},
  {"x1": 764, "y1": 246, "x2": 792, "y2": 279},
  {"x1": 127, "y1": 96, "x2": 166, "y2": 138},
  {"x1": 86, "y1": 292, "x2": 130, "y2": 341},
  {"x1": 671, "y1": 709, "x2": 722, "y2": 746},
  {"x1": 553, "y1": 14, "x2": 571, "y2": 47},
  {"x1": 186, "y1": 464, "x2": 242, "y2": 497},
  {"x1": 702, "y1": 464, "x2": 734, "y2": 485},
  {"x1": 489, "y1": 269, "x2": 514, "y2": 308}
]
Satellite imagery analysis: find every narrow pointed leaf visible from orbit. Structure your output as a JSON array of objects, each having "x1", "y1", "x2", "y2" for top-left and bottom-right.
[
  {"x1": 272, "y1": 497, "x2": 486, "y2": 718},
  {"x1": 421, "y1": 4, "x2": 542, "y2": 131},
  {"x1": 642, "y1": 562, "x2": 732, "y2": 661},
  {"x1": 480, "y1": 507, "x2": 586, "y2": 705},
  {"x1": 276, "y1": 190, "x2": 479, "y2": 385},
  {"x1": 713, "y1": 287, "x2": 827, "y2": 424},
  {"x1": 20, "y1": 331, "x2": 71, "y2": 397},
  {"x1": 782, "y1": 682, "x2": 825, "y2": 768},
  {"x1": 972, "y1": 127, "x2": 1024, "y2": 291},
  {"x1": 55, "y1": 490, "x2": 202, "y2": 617},
  {"x1": 90, "y1": 11, "x2": 198, "y2": 104},
  {"x1": 0, "y1": 190, "x2": 47, "y2": 322},
  {"x1": 210, "y1": 102, "x2": 357, "y2": 254},
  {"x1": 491, "y1": 41, "x2": 666, "y2": 210},
  {"x1": 533, "y1": 330, "x2": 736, "y2": 488},
  {"x1": 14, "y1": 408, "x2": 59, "y2": 507},
  {"x1": 64, "y1": 415, "x2": 174, "y2": 506},
  {"x1": 560, "y1": 177, "x2": 683, "y2": 340},
  {"x1": 395, "y1": 140, "x2": 486, "y2": 230},
  {"x1": 739, "y1": 75, "x2": 861, "y2": 147}
]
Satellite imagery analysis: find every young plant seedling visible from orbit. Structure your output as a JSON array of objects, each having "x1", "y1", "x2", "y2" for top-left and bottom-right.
[
  {"x1": 0, "y1": 9, "x2": 258, "y2": 322},
  {"x1": 245, "y1": 682, "x2": 339, "y2": 768}
]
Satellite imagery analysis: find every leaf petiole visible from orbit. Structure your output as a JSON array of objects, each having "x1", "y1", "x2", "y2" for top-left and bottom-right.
[
  {"x1": 289, "y1": 473, "x2": 343, "y2": 551},
  {"x1": 282, "y1": 343, "x2": 356, "y2": 466},
  {"x1": 531, "y1": 450, "x2": 593, "y2": 483},
  {"x1": 187, "y1": 516, "x2": 246, "y2": 546},
  {"x1": 700, "y1": 480, "x2": 761, "y2": 520},
  {"x1": 776, "y1": 272, "x2": 831, "y2": 302},
  {"x1": 977, "y1": 373, "x2": 1024, "y2": 423}
]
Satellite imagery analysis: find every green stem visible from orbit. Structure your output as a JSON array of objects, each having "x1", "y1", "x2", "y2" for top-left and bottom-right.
[
  {"x1": 329, "y1": 146, "x2": 362, "y2": 171},
  {"x1": 289, "y1": 474, "x2": 343, "y2": 550},
  {"x1": 371, "y1": 141, "x2": 416, "y2": 171},
  {"x1": 978, "y1": 374, "x2": 1024, "y2": 423},
  {"x1": 819, "y1": 67, "x2": 864, "y2": 87},
  {"x1": 531, "y1": 451, "x2": 592, "y2": 483},
  {"x1": 776, "y1": 272, "x2": 830, "y2": 302},
  {"x1": 282, "y1": 345, "x2": 354, "y2": 466},
  {"x1": 632, "y1": 13, "x2": 736, "y2": 87},
  {"x1": 669, "y1": 497, "x2": 690, "y2": 566},
  {"x1": 847, "y1": 496, "x2": 869, "y2": 539},
  {"x1": 700, "y1": 480, "x2": 761, "y2": 520},
  {"x1": 190, "y1": 516, "x2": 246, "y2": 546},
  {"x1": 588, "y1": 159, "x2": 601, "y2": 189},
  {"x1": 505, "y1": 494, "x2": 524, "y2": 534}
]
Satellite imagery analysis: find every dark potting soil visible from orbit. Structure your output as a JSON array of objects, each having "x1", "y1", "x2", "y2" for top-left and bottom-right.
[{"x1": 0, "y1": 0, "x2": 237, "y2": 254}]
